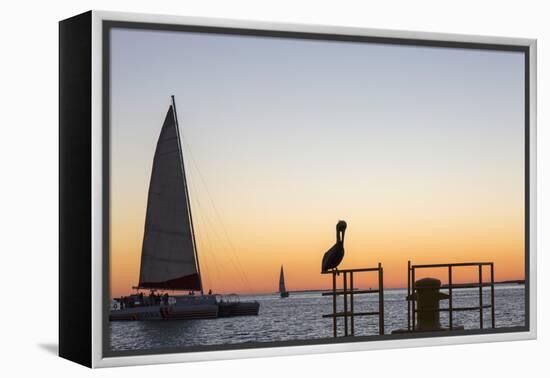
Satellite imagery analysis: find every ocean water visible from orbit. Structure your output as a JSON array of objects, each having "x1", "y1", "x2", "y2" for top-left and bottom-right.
[{"x1": 110, "y1": 285, "x2": 525, "y2": 351}]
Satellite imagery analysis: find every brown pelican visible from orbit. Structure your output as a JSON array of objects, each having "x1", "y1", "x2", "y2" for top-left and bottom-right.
[{"x1": 321, "y1": 220, "x2": 347, "y2": 273}]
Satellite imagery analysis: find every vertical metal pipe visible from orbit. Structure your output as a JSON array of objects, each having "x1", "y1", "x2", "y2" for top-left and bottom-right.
[
  {"x1": 343, "y1": 272, "x2": 348, "y2": 336},
  {"x1": 378, "y1": 263, "x2": 384, "y2": 335},
  {"x1": 411, "y1": 267, "x2": 416, "y2": 331},
  {"x1": 407, "y1": 261, "x2": 411, "y2": 331},
  {"x1": 332, "y1": 270, "x2": 337, "y2": 337},
  {"x1": 490, "y1": 263, "x2": 495, "y2": 328},
  {"x1": 350, "y1": 272, "x2": 354, "y2": 336},
  {"x1": 448, "y1": 265, "x2": 453, "y2": 330},
  {"x1": 479, "y1": 264, "x2": 483, "y2": 329}
]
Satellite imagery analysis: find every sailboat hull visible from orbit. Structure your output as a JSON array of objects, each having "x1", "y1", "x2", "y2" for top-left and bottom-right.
[
  {"x1": 280, "y1": 291, "x2": 289, "y2": 298},
  {"x1": 110, "y1": 295, "x2": 218, "y2": 321},
  {"x1": 218, "y1": 301, "x2": 260, "y2": 317},
  {"x1": 110, "y1": 295, "x2": 259, "y2": 321},
  {"x1": 109, "y1": 304, "x2": 219, "y2": 321}
]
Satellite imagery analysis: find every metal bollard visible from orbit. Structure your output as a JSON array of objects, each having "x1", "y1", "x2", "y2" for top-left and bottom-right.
[{"x1": 412, "y1": 278, "x2": 449, "y2": 331}]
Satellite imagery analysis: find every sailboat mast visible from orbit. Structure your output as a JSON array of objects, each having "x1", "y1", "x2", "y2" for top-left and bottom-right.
[{"x1": 171, "y1": 95, "x2": 204, "y2": 295}]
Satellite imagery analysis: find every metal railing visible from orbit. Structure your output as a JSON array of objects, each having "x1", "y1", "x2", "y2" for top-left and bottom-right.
[
  {"x1": 322, "y1": 263, "x2": 384, "y2": 337},
  {"x1": 407, "y1": 261, "x2": 495, "y2": 331}
]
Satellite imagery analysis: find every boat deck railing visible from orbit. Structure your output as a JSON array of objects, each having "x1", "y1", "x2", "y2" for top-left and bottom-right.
[
  {"x1": 407, "y1": 261, "x2": 496, "y2": 331},
  {"x1": 322, "y1": 264, "x2": 384, "y2": 337}
]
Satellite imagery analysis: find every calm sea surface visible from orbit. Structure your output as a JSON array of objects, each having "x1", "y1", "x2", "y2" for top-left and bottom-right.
[{"x1": 110, "y1": 285, "x2": 525, "y2": 351}]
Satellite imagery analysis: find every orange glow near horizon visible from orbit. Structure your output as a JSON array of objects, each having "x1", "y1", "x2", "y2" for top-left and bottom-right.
[{"x1": 109, "y1": 181, "x2": 525, "y2": 298}]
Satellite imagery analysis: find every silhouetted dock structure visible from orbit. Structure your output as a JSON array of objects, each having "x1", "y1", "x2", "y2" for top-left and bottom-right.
[
  {"x1": 322, "y1": 264, "x2": 384, "y2": 337},
  {"x1": 407, "y1": 261, "x2": 496, "y2": 331}
]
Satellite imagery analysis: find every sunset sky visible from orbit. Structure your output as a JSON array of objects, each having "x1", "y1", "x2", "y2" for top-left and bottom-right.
[{"x1": 109, "y1": 28, "x2": 525, "y2": 298}]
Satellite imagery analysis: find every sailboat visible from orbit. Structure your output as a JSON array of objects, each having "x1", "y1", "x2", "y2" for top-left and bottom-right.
[
  {"x1": 279, "y1": 265, "x2": 289, "y2": 298},
  {"x1": 110, "y1": 96, "x2": 260, "y2": 321}
]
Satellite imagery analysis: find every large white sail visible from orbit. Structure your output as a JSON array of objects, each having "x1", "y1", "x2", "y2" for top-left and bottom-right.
[
  {"x1": 279, "y1": 266, "x2": 286, "y2": 293},
  {"x1": 138, "y1": 101, "x2": 201, "y2": 291}
]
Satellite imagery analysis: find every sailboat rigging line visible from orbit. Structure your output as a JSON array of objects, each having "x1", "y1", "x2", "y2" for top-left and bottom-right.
[
  {"x1": 180, "y1": 137, "x2": 253, "y2": 291},
  {"x1": 171, "y1": 95, "x2": 203, "y2": 295},
  {"x1": 189, "y1": 196, "x2": 212, "y2": 290},
  {"x1": 187, "y1": 178, "x2": 225, "y2": 291},
  {"x1": 187, "y1": 172, "x2": 250, "y2": 291},
  {"x1": 188, "y1": 168, "x2": 246, "y2": 291}
]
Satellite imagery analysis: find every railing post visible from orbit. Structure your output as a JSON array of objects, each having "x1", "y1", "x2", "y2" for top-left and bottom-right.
[
  {"x1": 343, "y1": 271, "x2": 348, "y2": 336},
  {"x1": 350, "y1": 272, "x2": 355, "y2": 336},
  {"x1": 407, "y1": 261, "x2": 411, "y2": 331},
  {"x1": 378, "y1": 263, "x2": 384, "y2": 335},
  {"x1": 448, "y1": 266, "x2": 453, "y2": 330},
  {"x1": 411, "y1": 267, "x2": 416, "y2": 331},
  {"x1": 490, "y1": 263, "x2": 495, "y2": 328},
  {"x1": 332, "y1": 270, "x2": 337, "y2": 337},
  {"x1": 479, "y1": 264, "x2": 483, "y2": 329}
]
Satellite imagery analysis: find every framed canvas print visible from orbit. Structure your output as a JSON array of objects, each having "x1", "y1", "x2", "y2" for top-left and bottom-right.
[{"x1": 59, "y1": 10, "x2": 537, "y2": 368}]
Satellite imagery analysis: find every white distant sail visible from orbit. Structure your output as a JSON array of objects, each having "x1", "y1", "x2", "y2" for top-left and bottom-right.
[
  {"x1": 279, "y1": 266, "x2": 286, "y2": 293},
  {"x1": 138, "y1": 99, "x2": 202, "y2": 291}
]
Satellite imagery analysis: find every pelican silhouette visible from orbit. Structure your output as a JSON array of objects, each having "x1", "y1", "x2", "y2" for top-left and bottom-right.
[{"x1": 321, "y1": 220, "x2": 347, "y2": 273}]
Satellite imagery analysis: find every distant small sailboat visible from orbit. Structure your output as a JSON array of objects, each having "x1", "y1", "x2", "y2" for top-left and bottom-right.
[{"x1": 279, "y1": 265, "x2": 290, "y2": 298}]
